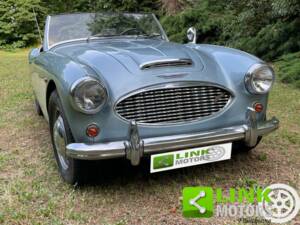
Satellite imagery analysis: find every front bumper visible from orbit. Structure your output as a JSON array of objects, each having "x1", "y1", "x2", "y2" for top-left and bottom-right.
[{"x1": 66, "y1": 108, "x2": 279, "y2": 165}]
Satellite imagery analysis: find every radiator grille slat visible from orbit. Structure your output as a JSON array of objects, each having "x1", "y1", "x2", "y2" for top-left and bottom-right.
[{"x1": 115, "y1": 85, "x2": 231, "y2": 124}]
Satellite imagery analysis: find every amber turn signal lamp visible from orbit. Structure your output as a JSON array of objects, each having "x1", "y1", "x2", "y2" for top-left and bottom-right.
[
  {"x1": 254, "y1": 102, "x2": 263, "y2": 113},
  {"x1": 86, "y1": 124, "x2": 99, "y2": 137}
]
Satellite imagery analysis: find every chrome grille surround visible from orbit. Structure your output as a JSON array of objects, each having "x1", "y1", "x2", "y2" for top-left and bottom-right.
[{"x1": 115, "y1": 83, "x2": 233, "y2": 125}]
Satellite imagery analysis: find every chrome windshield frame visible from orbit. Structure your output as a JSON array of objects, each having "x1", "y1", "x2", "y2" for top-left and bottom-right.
[{"x1": 43, "y1": 12, "x2": 169, "y2": 51}]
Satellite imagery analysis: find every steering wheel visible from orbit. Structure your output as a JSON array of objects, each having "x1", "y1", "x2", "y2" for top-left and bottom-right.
[{"x1": 119, "y1": 27, "x2": 145, "y2": 35}]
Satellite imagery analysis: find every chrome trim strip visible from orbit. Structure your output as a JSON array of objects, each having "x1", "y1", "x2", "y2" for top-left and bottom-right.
[
  {"x1": 66, "y1": 141, "x2": 126, "y2": 159},
  {"x1": 152, "y1": 13, "x2": 169, "y2": 42},
  {"x1": 48, "y1": 37, "x2": 134, "y2": 50},
  {"x1": 66, "y1": 110, "x2": 279, "y2": 162},
  {"x1": 156, "y1": 72, "x2": 189, "y2": 79},
  {"x1": 44, "y1": 15, "x2": 51, "y2": 51},
  {"x1": 140, "y1": 58, "x2": 193, "y2": 70}
]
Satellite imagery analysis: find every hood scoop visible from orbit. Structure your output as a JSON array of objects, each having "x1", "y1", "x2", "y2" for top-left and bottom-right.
[{"x1": 139, "y1": 58, "x2": 193, "y2": 70}]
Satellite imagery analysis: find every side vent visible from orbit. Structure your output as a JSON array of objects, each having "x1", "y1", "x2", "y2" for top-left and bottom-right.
[{"x1": 140, "y1": 58, "x2": 193, "y2": 70}]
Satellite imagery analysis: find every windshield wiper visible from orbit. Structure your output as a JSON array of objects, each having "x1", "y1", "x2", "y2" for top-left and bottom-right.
[
  {"x1": 87, "y1": 33, "x2": 162, "y2": 42},
  {"x1": 87, "y1": 34, "x2": 125, "y2": 42}
]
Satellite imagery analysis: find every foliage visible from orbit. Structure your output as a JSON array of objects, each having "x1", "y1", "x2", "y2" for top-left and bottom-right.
[
  {"x1": 0, "y1": 0, "x2": 158, "y2": 48},
  {"x1": 0, "y1": 0, "x2": 299, "y2": 63},
  {"x1": 274, "y1": 52, "x2": 300, "y2": 88},
  {"x1": 93, "y1": 0, "x2": 158, "y2": 12},
  {"x1": 160, "y1": 0, "x2": 230, "y2": 43},
  {"x1": 222, "y1": 0, "x2": 300, "y2": 60},
  {"x1": 161, "y1": 0, "x2": 300, "y2": 60},
  {"x1": 160, "y1": 0, "x2": 193, "y2": 15},
  {"x1": 87, "y1": 13, "x2": 160, "y2": 36},
  {"x1": 42, "y1": 0, "x2": 93, "y2": 13},
  {"x1": 0, "y1": 0, "x2": 45, "y2": 48}
]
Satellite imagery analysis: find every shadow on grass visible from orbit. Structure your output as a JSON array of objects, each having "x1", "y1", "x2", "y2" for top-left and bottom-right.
[{"x1": 76, "y1": 146, "x2": 252, "y2": 187}]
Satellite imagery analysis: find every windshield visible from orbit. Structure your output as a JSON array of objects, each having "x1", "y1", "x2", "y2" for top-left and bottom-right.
[{"x1": 46, "y1": 13, "x2": 167, "y2": 49}]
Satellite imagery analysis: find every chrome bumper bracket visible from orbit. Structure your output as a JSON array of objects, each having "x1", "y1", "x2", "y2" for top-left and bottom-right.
[
  {"x1": 124, "y1": 121, "x2": 144, "y2": 166},
  {"x1": 245, "y1": 107, "x2": 259, "y2": 147}
]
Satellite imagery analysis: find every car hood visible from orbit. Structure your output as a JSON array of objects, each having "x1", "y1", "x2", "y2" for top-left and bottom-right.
[
  {"x1": 53, "y1": 40, "x2": 257, "y2": 101},
  {"x1": 55, "y1": 39, "x2": 204, "y2": 73}
]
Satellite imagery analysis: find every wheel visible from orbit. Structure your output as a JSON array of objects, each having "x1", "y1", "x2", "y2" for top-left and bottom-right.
[
  {"x1": 233, "y1": 136, "x2": 262, "y2": 152},
  {"x1": 48, "y1": 90, "x2": 82, "y2": 184},
  {"x1": 34, "y1": 97, "x2": 43, "y2": 116}
]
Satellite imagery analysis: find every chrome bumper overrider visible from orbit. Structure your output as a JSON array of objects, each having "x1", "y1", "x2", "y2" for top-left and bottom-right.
[{"x1": 66, "y1": 108, "x2": 279, "y2": 165}]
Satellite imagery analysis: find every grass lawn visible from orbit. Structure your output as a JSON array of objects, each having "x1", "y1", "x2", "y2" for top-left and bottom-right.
[{"x1": 0, "y1": 50, "x2": 299, "y2": 225}]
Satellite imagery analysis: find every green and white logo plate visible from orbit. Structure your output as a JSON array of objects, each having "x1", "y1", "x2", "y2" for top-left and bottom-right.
[{"x1": 150, "y1": 143, "x2": 232, "y2": 173}]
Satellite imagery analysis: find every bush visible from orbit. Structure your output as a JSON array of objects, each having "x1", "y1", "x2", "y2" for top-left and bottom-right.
[
  {"x1": 0, "y1": 0, "x2": 45, "y2": 48},
  {"x1": 160, "y1": 0, "x2": 230, "y2": 44},
  {"x1": 274, "y1": 52, "x2": 300, "y2": 88},
  {"x1": 160, "y1": 0, "x2": 300, "y2": 61},
  {"x1": 0, "y1": 0, "x2": 299, "y2": 66},
  {"x1": 222, "y1": 0, "x2": 300, "y2": 61}
]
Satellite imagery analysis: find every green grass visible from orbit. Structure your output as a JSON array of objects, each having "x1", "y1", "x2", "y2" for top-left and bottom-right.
[
  {"x1": 0, "y1": 50, "x2": 299, "y2": 224},
  {"x1": 274, "y1": 52, "x2": 300, "y2": 88}
]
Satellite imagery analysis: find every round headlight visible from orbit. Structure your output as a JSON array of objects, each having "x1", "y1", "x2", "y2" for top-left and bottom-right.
[
  {"x1": 245, "y1": 63, "x2": 275, "y2": 94},
  {"x1": 71, "y1": 77, "x2": 107, "y2": 114}
]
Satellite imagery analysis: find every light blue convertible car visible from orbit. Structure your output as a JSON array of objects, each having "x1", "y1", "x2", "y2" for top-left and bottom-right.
[{"x1": 29, "y1": 12, "x2": 279, "y2": 183}]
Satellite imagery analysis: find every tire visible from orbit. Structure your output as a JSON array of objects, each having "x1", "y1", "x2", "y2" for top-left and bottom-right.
[
  {"x1": 34, "y1": 98, "x2": 43, "y2": 116},
  {"x1": 48, "y1": 90, "x2": 82, "y2": 184},
  {"x1": 233, "y1": 136, "x2": 262, "y2": 152}
]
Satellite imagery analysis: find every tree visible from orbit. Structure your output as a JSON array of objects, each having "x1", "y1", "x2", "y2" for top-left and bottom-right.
[
  {"x1": 93, "y1": 0, "x2": 159, "y2": 12},
  {"x1": 223, "y1": 0, "x2": 300, "y2": 60},
  {"x1": 160, "y1": 0, "x2": 230, "y2": 43},
  {"x1": 160, "y1": 0, "x2": 193, "y2": 15},
  {"x1": 42, "y1": 0, "x2": 92, "y2": 14},
  {"x1": 0, "y1": 0, "x2": 45, "y2": 48}
]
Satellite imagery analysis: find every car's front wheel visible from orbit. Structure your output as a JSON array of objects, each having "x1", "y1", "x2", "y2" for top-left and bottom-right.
[{"x1": 48, "y1": 90, "x2": 82, "y2": 184}]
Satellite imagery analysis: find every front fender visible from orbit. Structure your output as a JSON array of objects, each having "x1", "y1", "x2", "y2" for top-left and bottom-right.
[
  {"x1": 187, "y1": 44, "x2": 264, "y2": 95},
  {"x1": 32, "y1": 51, "x2": 96, "y2": 132}
]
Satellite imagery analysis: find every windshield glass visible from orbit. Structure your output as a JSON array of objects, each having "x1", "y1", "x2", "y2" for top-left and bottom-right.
[{"x1": 47, "y1": 13, "x2": 167, "y2": 48}]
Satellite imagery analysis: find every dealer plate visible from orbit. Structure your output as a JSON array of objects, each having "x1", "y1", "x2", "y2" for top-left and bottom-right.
[{"x1": 150, "y1": 143, "x2": 232, "y2": 173}]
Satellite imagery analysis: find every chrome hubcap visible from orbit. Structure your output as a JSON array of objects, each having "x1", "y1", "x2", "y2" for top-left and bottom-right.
[{"x1": 53, "y1": 115, "x2": 69, "y2": 170}]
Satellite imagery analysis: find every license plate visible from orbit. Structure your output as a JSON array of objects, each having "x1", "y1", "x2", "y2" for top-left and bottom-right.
[{"x1": 150, "y1": 143, "x2": 232, "y2": 173}]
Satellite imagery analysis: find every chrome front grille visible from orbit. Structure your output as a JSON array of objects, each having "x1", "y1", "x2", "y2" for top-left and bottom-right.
[{"x1": 115, "y1": 85, "x2": 231, "y2": 124}]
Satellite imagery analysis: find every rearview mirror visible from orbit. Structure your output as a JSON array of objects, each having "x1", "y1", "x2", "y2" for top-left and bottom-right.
[{"x1": 187, "y1": 27, "x2": 197, "y2": 44}]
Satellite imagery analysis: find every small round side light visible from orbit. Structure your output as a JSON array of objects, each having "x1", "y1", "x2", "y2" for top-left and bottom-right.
[
  {"x1": 86, "y1": 124, "x2": 99, "y2": 137},
  {"x1": 254, "y1": 102, "x2": 264, "y2": 113}
]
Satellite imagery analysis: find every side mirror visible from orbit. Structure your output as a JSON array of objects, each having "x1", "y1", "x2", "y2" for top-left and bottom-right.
[{"x1": 187, "y1": 27, "x2": 197, "y2": 44}]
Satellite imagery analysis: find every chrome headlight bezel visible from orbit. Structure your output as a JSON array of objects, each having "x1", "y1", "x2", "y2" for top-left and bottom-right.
[
  {"x1": 70, "y1": 77, "x2": 108, "y2": 114},
  {"x1": 245, "y1": 63, "x2": 275, "y2": 94}
]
